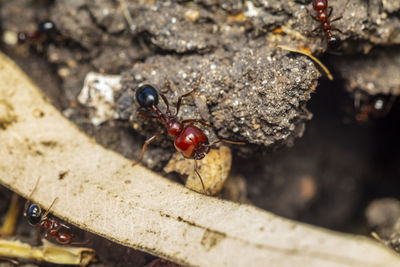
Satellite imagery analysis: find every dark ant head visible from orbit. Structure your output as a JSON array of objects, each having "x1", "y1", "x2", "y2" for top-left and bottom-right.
[
  {"x1": 17, "y1": 32, "x2": 29, "y2": 43},
  {"x1": 38, "y1": 20, "x2": 56, "y2": 34},
  {"x1": 372, "y1": 96, "x2": 385, "y2": 111},
  {"x1": 136, "y1": 84, "x2": 159, "y2": 108},
  {"x1": 328, "y1": 36, "x2": 341, "y2": 50},
  {"x1": 26, "y1": 204, "x2": 42, "y2": 225}
]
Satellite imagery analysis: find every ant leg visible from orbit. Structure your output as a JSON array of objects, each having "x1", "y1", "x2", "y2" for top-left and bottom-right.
[
  {"x1": 24, "y1": 177, "x2": 42, "y2": 216},
  {"x1": 60, "y1": 223, "x2": 71, "y2": 229},
  {"x1": 175, "y1": 76, "x2": 203, "y2": 117},
  {"x1": 305, "y1": 27, "x2": 321, "y2": 37},
  {"x1": 181, "y1": 119, "x2": 211, "y2": 127},
  {"x1": 42, "y1": 198, "x2": 59, "y2": 219},
  {"x1": 310, "y1": 27, "x2": 322, "y2": 35},
  {"x1": 331, "y1": 0, "x2": 349, "y2": 21},
  {"x1": 161, "y1": 77, "x2": 173, "y2": 94},
  {"x1": 312, "y1": 27, "x2": 321, "y2": 33},
  {"x1": 132, "y1": 132, "x2": 162, "y2": 166},
  {"x1": 159, "y1": 78, "x2": 173, "y2": 113},
  {"x1": 306, "y1": 8, "x2": 319, "y2": 22},
  {"x1": 327, "y1": 7, "x2": 333, "y2": 18},
  {"x1": 330, "y1": 15, "x2": 343, "y2": 23},
  {"x1": 24, "y1": 202, "x2": 31, "y2": 218},
  {"x1": 0, "y1": 257, "x2": 19, "y2": 265},
  {"x1": 71, "y1": 238, "x2": 90, "y2": 246},
  {"x1": 136, "y1": 107, "x2": 157, "y2": 119},
  {"x1": 331, "y1": 27, "x2": 343, "y2": 34},
  {"x1": 204, "y1": 139, "x2": 245, "y2": 147},
  {"x1": 160, "y1": 93, "x2": 170, "y2": 113},
  {"x1": 194, "y1": 159, "x2": 207, "y2": 194}
]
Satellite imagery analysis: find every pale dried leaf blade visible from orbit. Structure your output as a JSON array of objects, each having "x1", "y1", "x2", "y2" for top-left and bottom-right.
[
  {"x1": 164, "y1": 146, "x2": 232, "y2": 195},
  {"x1": 0, "y1": 239, "x2": 95, "y2": 266},
  {"x1": 0, "y1": 52, "x2": 399, "y2": 266},
  {"x1": 0, "y1": 193, "x2": 20, "y2": 236}
]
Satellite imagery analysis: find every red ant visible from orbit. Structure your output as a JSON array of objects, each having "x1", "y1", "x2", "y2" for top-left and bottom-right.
[
  {"x1": 24, "y1": 179, "x2": 77, "y2": 245},
  {"x1": 307, "y1": 0, "x2": 345, "y2": 49},
  {"x1": 17, "y1": 20, "x2": 56, "y2": 44},
  {"x1": 353, "y1": 92, "x2": 397, "y2": 123},
  {"x1": 133, "y1": 77, "x2": 245, "y2": 194}
]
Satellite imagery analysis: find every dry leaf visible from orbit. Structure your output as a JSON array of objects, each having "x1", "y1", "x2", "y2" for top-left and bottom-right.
[
  {"x1": 0, "y1": 239, "x2": 96, "y2": 266},
  {"x1": 164, "y1": 146, "x2": 232, "y2": 195}
]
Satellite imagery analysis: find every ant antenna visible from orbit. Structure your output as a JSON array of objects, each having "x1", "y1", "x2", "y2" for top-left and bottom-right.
[
  {"x1": 24, "y1": 177, "x2": 41, "y2": 216},
  {"x1": 70, "y1": 239, "x2": 90, "y2": 246},
  {"x1": 175, "y1": 76, "x2": 203, "y2": 117},
  {"x1": 205, "y1": 139, "x2": 246, "y2": 147},
  {"x1": 194, "y1": 159, "x2": 206, "y2": 194},
  {"x1": 42, "y1": 197, "x2": 59, "y2": 220}
]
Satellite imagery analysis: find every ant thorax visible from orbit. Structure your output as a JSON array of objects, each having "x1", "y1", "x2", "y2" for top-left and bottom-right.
[{"x1": 167, "y1": 120, "x2": 183, "y2": 137}]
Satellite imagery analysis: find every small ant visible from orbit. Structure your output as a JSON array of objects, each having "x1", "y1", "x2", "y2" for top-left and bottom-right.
[
  {"x1": 24, "y1": 179, "x2": 76, "y2": 245},
  {"x1": 307, "y1": 0, "x2": 345, "y2": 49},
  {"x1": 353, "y1": 92, "x2": 397, "y2": 123},
  {"x1": 133, "y1": 77, "x2": 244, "y2": 194},
  {"x1": 18, "y1": 20, "x2": 56, "y2": 44}
]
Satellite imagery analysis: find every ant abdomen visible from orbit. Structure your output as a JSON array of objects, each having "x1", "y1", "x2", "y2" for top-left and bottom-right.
[
  {"x1": 57, "y1": 232, "x2": 73, "y2": 244},
  {"x1": 328, "y1": 36, "x2": 341, "y2": 49}
]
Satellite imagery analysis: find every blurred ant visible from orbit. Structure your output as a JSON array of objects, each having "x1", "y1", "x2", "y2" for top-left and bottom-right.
[
  {"x1": 24, "y1": 179, "x2": 78, "y2": 245},
  {"x1": 133, "y1": 77, "x2": 245, "y2": 194},
  {"x1": 17, "y1": 20, "x2": 56, "y2": 44},
  {"x1": 353, "y1": 92, "x2": 397, "y2": 123},
  {"x1": 307, "y1": 0, "x2": 348, "y2": 49}
]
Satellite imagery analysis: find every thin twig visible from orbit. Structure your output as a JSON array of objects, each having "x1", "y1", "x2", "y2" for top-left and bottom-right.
[
  {"x1": 277, "y1": 45, "x2": 334, "y2": 80},
  {"x1": 118, "y1": 0, "x2": 135, "y2": 33}
]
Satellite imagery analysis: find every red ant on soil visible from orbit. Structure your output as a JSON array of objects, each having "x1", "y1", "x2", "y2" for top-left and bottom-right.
[
  {"x1": 133, "y1": 77, "x2": 245, "y2": 194},
  {"x1": 307, "y1": 0, "x2": 347, "y2": 49},
  {"x1": 24, "y1": 179, "x2": 78, "y2": 245},
  {"x1": 17, "y1": 20, "x2": 56, "y2": 44}
]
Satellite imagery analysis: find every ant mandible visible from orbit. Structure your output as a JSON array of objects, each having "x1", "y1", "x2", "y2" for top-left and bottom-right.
[
  {"x1": 133, "y1": 77, "x2": 244, "y2": 194},
  {"x1": 307, "y1": 0, "x2": 344, "y2": 49},
  {"x1": 24, "y1": 179, "x2": 76, "y2": 244},
  {"x1": 18, "y1": 20, "x2": 56, "y2": 44}
]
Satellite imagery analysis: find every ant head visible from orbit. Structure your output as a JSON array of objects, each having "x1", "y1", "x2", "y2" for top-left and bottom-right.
[
  {"x1": 136, "y1": 85, "x2": 159, "y2": 108},
  {"x1": 38, "y1": 21, "x2": 56, "y2": 34},
  {"x1": 328, "y1": 36, "x2": 341, "y2": 50},
  {"x1": 194, "y1": 144, "x2": 210, "y2": 160},
  {"x1": 26, "y1": 204, "x2": 42, "y2": 225},
  {"x1": 17, "y1": 32, "x2": 29, "y2": 43}
]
